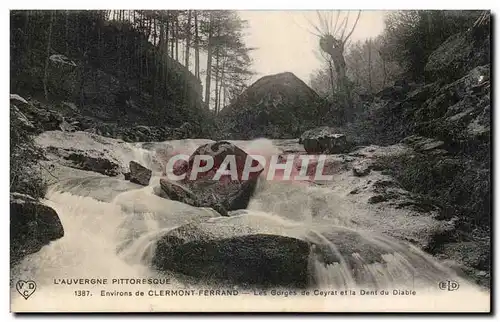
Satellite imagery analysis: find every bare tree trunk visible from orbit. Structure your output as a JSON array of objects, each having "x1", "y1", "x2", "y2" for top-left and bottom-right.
[
  {"x1": 379, "y1": 49, "x2": 387, "y2": 89},
  {"x1": 223, "y1": 85, "x2": 228, "y2": 108},
  {"x1": 153, "y1": 16, "x2": 157, "y2": 46},
  {"x1": 184, "y1": 10, "x2": 192, "y2": 69},
  {"x1": 214, "y1": 50, "x2": 220, "y2": 114},
  {"x1": 194, "y1": 11, "x2": 200, "y2": 81},
  {"x1": 24, "y1": 11, "x2": 30, "y2": 52},
  {"x1": 175, "y1": 15, "x2": 179, "y2": 61},
  {"x1": 159, "y1": 22, "x2": 165, "y2": 52},
  {"x1": 164, "y1": 13, "x2": 170, "y2": 80},
  {"x1": 146, "y1": 15, "x2": 153, "y2": 40},
  {"x1": 204, "y1": 12, "x2": 214, "y2": 110},
  {"x1": 367, "y1": 40, "x2": 372, "y2": 93},
  {"x1": 332, "y1": 59, "x2": 346, "y2": 92},
  {"x1": 170, "y1": 17, "x2": 174, "y2": 57},
  {"x1": 158, "y1": 19, "x2": 165, "y2": 87},
  {"x1": 43, "y1": 11, "x2": 55, "y2": 101},
  {"x1": 217, "y1": 58, "x2": 225, "y2": 114},
  {"x1": 329, "y1": 48, "x2": 350, "y2": 121},
  {"x1": 328, "y1": 59, "x2": 335, "y2": 97},
  {"x1": 65, "y1": 10, "x2": 69, "y2": 55}
]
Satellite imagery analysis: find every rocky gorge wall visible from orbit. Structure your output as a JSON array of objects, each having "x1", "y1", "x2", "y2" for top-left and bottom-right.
[{"x1": 338, "y1": 18, "x2": 491, "y2": 286}]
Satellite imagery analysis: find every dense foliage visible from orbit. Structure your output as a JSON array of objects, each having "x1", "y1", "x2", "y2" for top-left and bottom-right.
[
  {"x1": 10, "y1": 10, "x2": 254, "y2": 129},
  {"x1": 310, "y1": 10, "x2": 484, "y2": 100}
]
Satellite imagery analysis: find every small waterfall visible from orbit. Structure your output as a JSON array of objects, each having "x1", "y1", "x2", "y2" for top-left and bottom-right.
[{"x1": 304, "y1": 227, "x2": 461, "y2": 290}]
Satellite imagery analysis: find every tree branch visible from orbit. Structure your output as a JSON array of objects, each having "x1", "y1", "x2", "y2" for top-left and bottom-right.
[
  {"x1": 331, "y1": 11, "x2": 340, "y2": 36},
  {"x1": 303, "y1": 13, "x2": 323, "y2": 36},
  {"x1": 342, "y1": 10, "x2": 361, "y2": 44},
  {"x1": 316, "y1": 11, "x2": 325, "y2": 33},
  {"x1": 337, "y1": 16, "x2": 348, "y2": 39},
  {"x1": 340, "y1": 13, "x2": 350, "y2": 40}
]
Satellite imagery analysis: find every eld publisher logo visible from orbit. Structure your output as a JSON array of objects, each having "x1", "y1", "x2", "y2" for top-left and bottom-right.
[{"x1": 438, "y1": 280, "x2": 460, "y2": 291}]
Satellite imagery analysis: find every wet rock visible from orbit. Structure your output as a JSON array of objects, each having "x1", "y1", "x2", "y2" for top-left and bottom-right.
[
  {"x1": 393, "y1": 198, "x2": 440, "y2": 213},
  {"x1": 10, "y1": 96, "x2": 63, "y2": 133},
  {"x1": 59, "y1": 118, "x2": 77, "y2": 132},
  {"x1": 372, "y1": 179, "x2": 398, "y2": 191},
  {"x1": 11, "y1": 105, "x2": 35, "y2": 133},
  {"x1": 405, "y1": 82, "x2": 439, "y2": 102},
  {"x1": 159, "y1": 179, "x2": 198, "y2": 207},
  {"x1": 152, "y1": 233, "x2": 311, "y2": 288},
  {"x1": 402, "y1": 135, "x2": 445, "y2": 152},
  {"x1": 171, "y1": 122, "x2": 195, "y2": 139},
  {"x1": 10, "y1": 94, "x2": 29, "y2": 105},
  {"x1": 349, "y1": 188, "x2": 360, "y2": 195},
  {"x1": 367, "y1": 194, "x2": 391, "y2": 204},
  {"x1": 49, "y1": 175, "x2": 142, "y2": 202},
  {"x1": 10, "y1": 193, "x2": 64, "y2": 265},
  {"x1": 160, "y1": 141, "x2": 264, "y2": 215},
  {"x1": 300, "y1": 127, "x2": 350, "y2": 154},
  {"x1": 152, "y1": 184, "x2": 170, "y2": 199},
  {"x1": 48, "y1": 147, "x2": 121, "y2": 176},
  {"x1": 128, "y1": 161, "x2": 152, "y2": 186},
  {"x1": 36, "y1": 131, "x2": 125, "y2": 177},
  {"x1": 300, "y1": 155, "x2": 347, "y2": 179},
  {"x1": 352, "y1": 160, "x2": 374, "y2": 177}
]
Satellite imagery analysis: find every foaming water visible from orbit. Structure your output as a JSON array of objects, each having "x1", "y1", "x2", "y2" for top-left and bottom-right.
[{"x1": 10, "y1": 137, "x2": 489, "y2": 312}]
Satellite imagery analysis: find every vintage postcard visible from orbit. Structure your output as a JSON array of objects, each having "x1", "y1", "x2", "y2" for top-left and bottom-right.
[{"x1": 9, "y1": 9, "x2": 491, "y2": 313}]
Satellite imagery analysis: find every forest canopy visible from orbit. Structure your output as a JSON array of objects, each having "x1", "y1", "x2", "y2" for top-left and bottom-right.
[{"x1": 10, "y1": 10, "x2": 254, "y2": 118}]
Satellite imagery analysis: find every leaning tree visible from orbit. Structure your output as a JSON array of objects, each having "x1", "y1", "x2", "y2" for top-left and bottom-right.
[{"x1": 306, "y1": 11, "x2": 361, "y2": 116}]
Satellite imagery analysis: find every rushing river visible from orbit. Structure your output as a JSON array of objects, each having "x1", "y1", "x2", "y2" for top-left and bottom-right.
[{"x1": 10, "y1": 138, "x2": 490, "y2": 312}]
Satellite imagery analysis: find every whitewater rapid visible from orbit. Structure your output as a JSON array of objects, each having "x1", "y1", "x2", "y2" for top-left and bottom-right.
[{"x1": 10, "y1": 137, "x2": 490, "y2": 312}]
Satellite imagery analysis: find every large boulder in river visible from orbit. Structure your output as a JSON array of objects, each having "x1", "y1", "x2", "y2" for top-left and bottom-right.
[
  {"x1": 126, "y1": 161, "x2": 152, "y2": 186},
  {"x1": 150, "y1": 214, "x2": 315, "y2": 288},
  {"x1": 10, "y1": 193, "x2": 64, "y2": 265},
  {"x1": 218, "y1": 72, "x2": 327, "y2": 139},
  {"x1": 300, "y1": 126, "x2": 351, "y2": 154},
  {"x1": 159, "y1": 141, "x2": 264, "y2": 215},
  {"x1": 153, "y1": 234, "x2": 310, "y2": 288}
]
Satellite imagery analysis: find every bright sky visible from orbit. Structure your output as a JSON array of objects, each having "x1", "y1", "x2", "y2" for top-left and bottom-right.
[{"x1": 238, "y1": 10, "x2": 388, "y2": 84}]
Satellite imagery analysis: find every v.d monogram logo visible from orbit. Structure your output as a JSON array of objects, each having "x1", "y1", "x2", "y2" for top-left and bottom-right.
[{"x1": 16, "y1": 280, "x2": 37, "y2": 300}]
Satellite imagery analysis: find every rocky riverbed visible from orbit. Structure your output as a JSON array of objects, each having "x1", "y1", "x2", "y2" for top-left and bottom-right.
[{"x1": 9, "y1": 125, "x2": 485, "y2": 288}]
